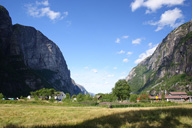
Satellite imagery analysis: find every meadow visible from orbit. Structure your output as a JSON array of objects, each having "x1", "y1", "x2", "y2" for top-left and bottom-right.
[{"x1": 1, "y1": 104, "x2": 192, "y2": 128}]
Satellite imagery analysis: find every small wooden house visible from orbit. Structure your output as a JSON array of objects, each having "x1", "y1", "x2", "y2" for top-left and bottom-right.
[{"x1": 55, "y1": 92, "x2": 66, "y2": 101}]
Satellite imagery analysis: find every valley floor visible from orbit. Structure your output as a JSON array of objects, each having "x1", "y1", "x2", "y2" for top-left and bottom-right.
[{"x1": 0, "y1": 104, "x2": 192, "y2": 128}]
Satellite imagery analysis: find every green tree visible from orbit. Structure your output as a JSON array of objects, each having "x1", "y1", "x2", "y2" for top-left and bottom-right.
[
  {"x1": 187, "y1": 91, "x2": 192, "y2": 96},
  {"x1": 112, "y1": 79, "x2": 131, "y2": 101},
  {"x1": 85, "y1": 94, "x2": 92, "y2": 101},
  {"x1": 24, "y1": 97, "x2": 28, "y2": 101},
  {"x1": 129, "y1": 94, "x2": 138, "y2": 103},
  {"x1": 71, "y1": 95, "x2": 77, "y2": 102},
  {"x1": 62, "y1": 93, "x2": 71, "y2": 102},
  {"x1": 0, "y1": 93, "x2": 4, "y2": 100},
  {"x1": 77, "y1": 93, "x2": 84, "y2": 102},
  {"x1": 48, "y1": 89, "x2": 56, "y2": 97},
  {"x1": 34, "y1": 96, "x2": 39, "y2": 101},
  {"x1": 161, "y1": 92, "x2": 165, "y2": 101},
  {"x1": 30, "y1": 88, "x2": 57, "y2": 100}
]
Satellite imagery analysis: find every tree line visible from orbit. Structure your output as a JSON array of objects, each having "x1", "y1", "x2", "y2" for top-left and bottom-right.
[{"x1": 0, "y1": 79, "x2": 143, "y2": 103}]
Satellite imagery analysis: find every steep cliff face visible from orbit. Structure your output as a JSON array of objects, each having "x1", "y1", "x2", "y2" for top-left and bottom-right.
[
  {"x1": 126, "y1": 20, "x2": 192, "y2": 94},
  {"x1": 0, "y1": 5, "x2": 86, "y2": 97}
]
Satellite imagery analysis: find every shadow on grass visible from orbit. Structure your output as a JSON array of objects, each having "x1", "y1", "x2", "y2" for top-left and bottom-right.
[{"x1": 4, "y1": 108, "x2": 192, "y2": 128}]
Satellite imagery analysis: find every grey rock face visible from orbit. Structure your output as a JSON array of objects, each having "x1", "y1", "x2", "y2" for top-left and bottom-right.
[
  {"x1": 72, "y1": 79, "x2": 89, "y2": 95},
  {"x1": 0, "y1": 6, "x2": 12, "y2": 42},
  {"x1": 0, "y1": 5, "x2": 87, "y2": 96},
  {"x1": 126, "y1": 20, "x2": 192, "y2": 93}
]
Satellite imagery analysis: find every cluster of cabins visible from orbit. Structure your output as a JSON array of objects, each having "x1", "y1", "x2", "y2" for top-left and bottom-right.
[
  {"x1": 27, "y1": 91, "x2": 66, "y2": 101},
  {"x1": 148, "y1": 92, "x2": 192, "y2": 103}
]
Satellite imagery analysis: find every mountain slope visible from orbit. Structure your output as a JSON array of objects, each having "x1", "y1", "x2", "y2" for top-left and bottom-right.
[
  {"x1": 126, "y1": 20, "x2": 192, "y2": 95},
  {"x1": 0, "y1": 5, "x2": 87, "y2": 97}
]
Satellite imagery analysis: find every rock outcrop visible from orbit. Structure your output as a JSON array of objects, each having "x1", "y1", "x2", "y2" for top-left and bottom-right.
[
  {"x1": 0, "y1": 5, "x2": 87, "y2": 97},
  {"x1": 126, "y1": 20, "x2": 192, "y2": 94}
]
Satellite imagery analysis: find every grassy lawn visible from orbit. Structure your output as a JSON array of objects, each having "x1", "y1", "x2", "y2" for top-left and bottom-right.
[{"x1": 0, "y1": 104, "x2": 192, "y2": 128}]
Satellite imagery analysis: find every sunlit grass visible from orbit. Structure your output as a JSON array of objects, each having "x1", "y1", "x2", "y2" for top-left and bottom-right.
[{"x1": 0, "y1": 104, "x2": 192, "y2": 128}]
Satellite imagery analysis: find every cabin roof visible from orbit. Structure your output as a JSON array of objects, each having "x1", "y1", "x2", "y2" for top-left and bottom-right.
[{"x1": 169, "y1": 92, "x2": 187, "y2": 95}]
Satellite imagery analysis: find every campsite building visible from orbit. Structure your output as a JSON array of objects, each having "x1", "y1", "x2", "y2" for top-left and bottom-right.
[
  {"x1": 54, "y1": 92, "x2": 66, "y2": 101},
  {"x1": 149, "y1": 92, "x2": 192, "y2": 102}
]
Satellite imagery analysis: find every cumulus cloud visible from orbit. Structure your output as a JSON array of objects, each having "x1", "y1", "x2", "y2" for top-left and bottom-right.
[
  {"x1": 36, "y1": 0, "x2": 49, "y2": 6},
  {"x1": 117, "y1": 50, "x2": 125, "y2": 54},
  {"x1": 131, "y1": 0, "x2": 185, "y2": 13},
  {"x1": 135, "y1": 44, "x2": 158, "y2": 64},
  {"x1": 91, "y1": 69, "x2": 98, "y2": 73},
  {"x1": 123, "y1": 58, "x2": 129, "y2": 62},
  {"x1": 131, "y1": 0, "x2": 144, "y2": 12},
  {"x1": 132, "y1": 38, "x2": 142, "y2": 44},
  {"x1": 148, "y1": 8, "x2": 184, "y2": 31},
  {"x1": 115, "y1": 38, "x2": 120, "y2": 43},
  {"x1": 25, "y1": 0, "x2": 68, "y2": 21},
  {"x1": 127, "y1": 52, "x2": 133, "y2": 55},
  {"x1": 148, "y1": 42, "x2": 152, "y2": 47},
  {"x1": 122, "y1": 35, "x2": 129, "y2": 39}
]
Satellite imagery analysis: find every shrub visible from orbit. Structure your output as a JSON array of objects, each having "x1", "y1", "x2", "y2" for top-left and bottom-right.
[
  {"x1": 34, "y1": 96, "x2": 39, "y2": 101},
  {"x1": 49, "y1": 97, "x2": 55, "y2": 103},
  {"x1": 129, "y1": 94, "x2": 138, "y2": 103},
  {"x1": 0, "y1": 93, "x2": 4, "y2": 100},
  {"x1": 24, "y1": 97, "x2": 28, "y2": 101}
]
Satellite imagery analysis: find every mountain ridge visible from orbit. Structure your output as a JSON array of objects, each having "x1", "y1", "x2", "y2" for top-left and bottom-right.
[
  {"x1": 0, "y1": 5, "x2": 88, "y2": 97},
  {"x1": 126, "y1": 20, "x2": 192, "y2": 95}
]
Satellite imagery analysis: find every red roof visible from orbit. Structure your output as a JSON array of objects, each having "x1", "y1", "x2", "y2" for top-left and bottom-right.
[{"x1": 170, "y1": 92, "x2": 187, "y2": 95}]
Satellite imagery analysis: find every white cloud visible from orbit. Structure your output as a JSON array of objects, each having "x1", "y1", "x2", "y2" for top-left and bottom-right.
[
  {"x1": 36, "y1": 0, "x2": 49, "y2": 6},
  {"x1": 132, "y1": 38, "x2": 142, "y2": 44},
  {"x1": 148, "y1": 8, "x2": 184, "y2": 31},
  {"x1": 91, "y1": 69, "x2": 98, "y2": 73},
  {"x1": 123, "y1": 58, "x2": 129, "y2": 62},
  {"x1": 131, "y1": 0, "x2": 185, "y2": 13},
  {"x1": 107, "y1": 74, "x2": 115, "y2": 78},
  {"x1": 127, "y1": 52, "x2": 133, "y2": 55},
  {"x1": 122, "y1": 35, "x2": 129, "y2": 39},
  {"x1": 117, "y1": 50, "x2": 125, "y2": 54},
  {"x1": 135, "y1": 44, "x2": 158, "y2": 64},
  {"x1": 115, "y1": 38, "x2": 120, "y2": 43},
  {"x1": 148, "y1": 42, "x2": 152, "y2": 47},
  {"x1": 41, "y1": 7, "x2": 61, "y2": 20},
  {"x1": 131, "y1": 0, "x2": 144, "y2": 12},
  {"x1": 25, "y1": 0, "x2": 68, "y2": 21}
]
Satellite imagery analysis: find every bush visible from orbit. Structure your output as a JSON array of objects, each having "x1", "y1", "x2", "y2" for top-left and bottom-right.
[
  {"x1": 129, "y1": 94, "x2": 138, "y2": 103},
  {"x1": 24, "y1": 97, "x2": 28, "y2": 101},
  {"x1": 0, "y1": 93, "x2": 4, "y2": 100},
  {"x1": 77, "y1": 93, "x2": 84, "y2": 102},
  {"x1": 34, "y1": 96, "x2": 39, "y2": 101},
  {"x1": 49, "y1": 98, "x2": 55, "y2": 103}
]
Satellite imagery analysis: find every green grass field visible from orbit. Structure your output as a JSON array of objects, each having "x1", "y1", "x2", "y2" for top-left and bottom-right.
[{"x1": 0, "y1": 104, "x2": 192, "y2": 128}]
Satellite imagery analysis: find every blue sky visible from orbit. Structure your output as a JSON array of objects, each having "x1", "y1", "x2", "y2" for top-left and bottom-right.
[{"x1": 1, "y1": 0, "x2": 192, "y2": 94}]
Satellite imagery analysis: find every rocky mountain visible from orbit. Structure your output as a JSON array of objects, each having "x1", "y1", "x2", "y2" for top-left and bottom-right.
[
  {"x1": 0, "y1": 5, "x2": 87, "y2": 97},
  {"x1": 71, "y1": 79, "x2": 89, "y2": 95},
  {"x1": 126, "y1": 20, "x2": 192, "y2": 95}
]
